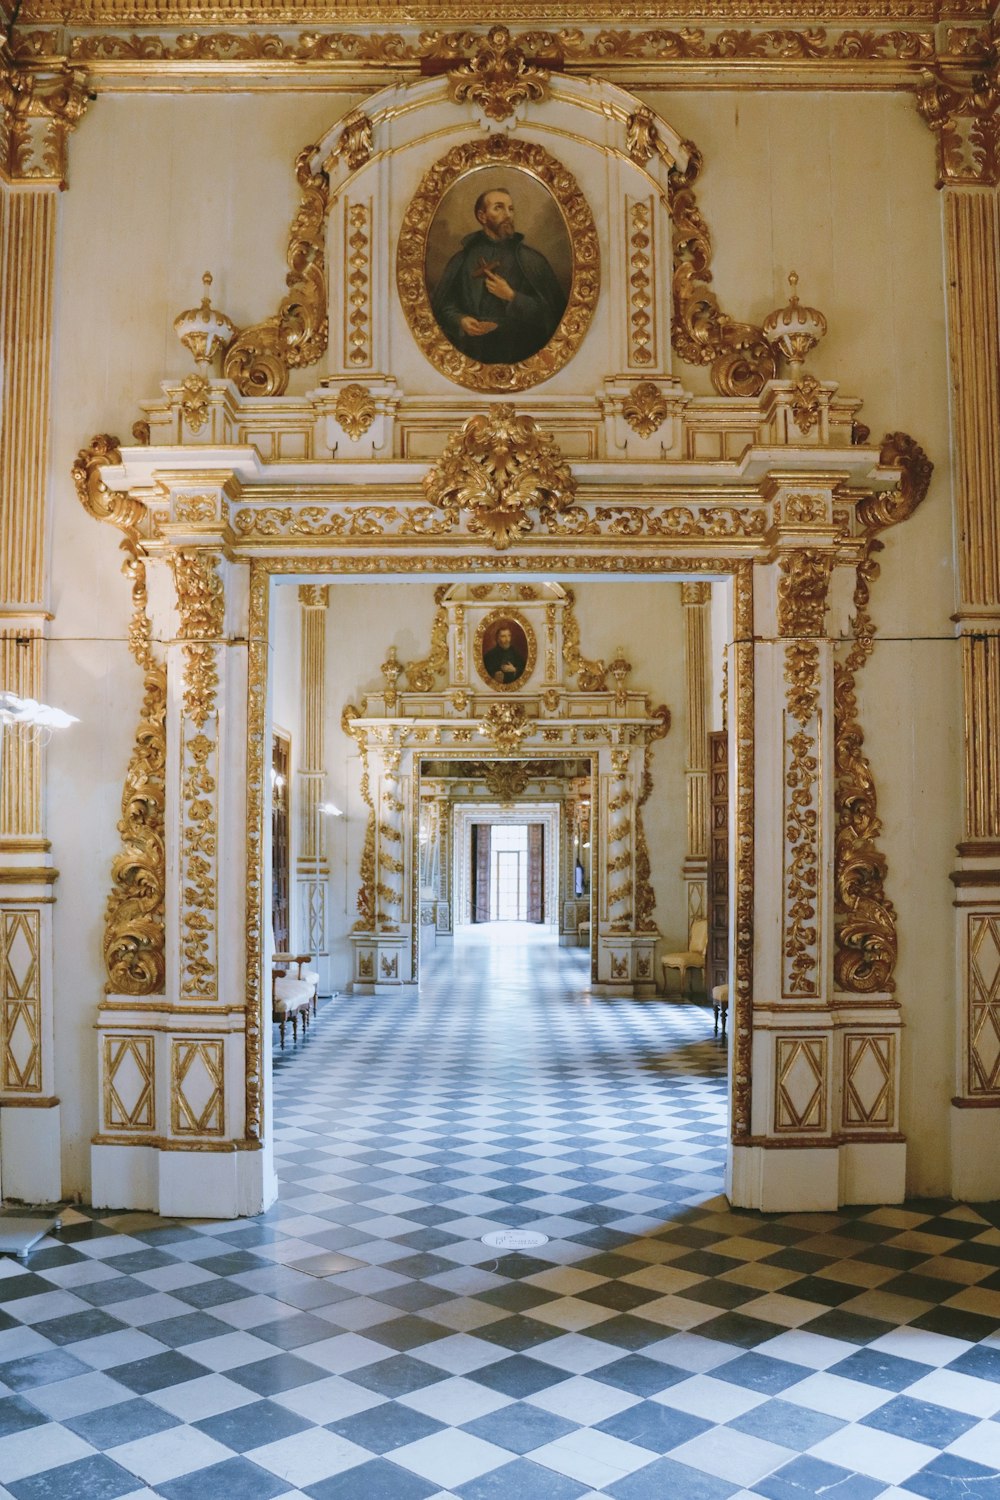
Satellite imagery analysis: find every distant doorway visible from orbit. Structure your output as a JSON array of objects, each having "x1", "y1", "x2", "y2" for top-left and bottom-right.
[{"x1": 473, "y1": 822, "x2": 545, "y2": 923}]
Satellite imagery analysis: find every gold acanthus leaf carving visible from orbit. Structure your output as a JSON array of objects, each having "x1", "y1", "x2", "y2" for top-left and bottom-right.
[
  {"x1": 0, "y1": 58, "x2": 89, "y2": 184},
  {"x1": 222, "y1": 144, "x2": 329, "y2": 397},
  {"x1": 834, "y1": 545, "x2": 897, "y2": 993},
  {"x1": 171, "y1": 549, "x2": 225, "y2": 640},
  {"x1": 72, "y1": 434, "x2": 145, "y2": 540},
  {"x1": 856, "y1": 431, "x2": 934, "y2": 532},
  {"x1": 180, "y1": 372, "x2": 210, "y2": 433},
  {"x1": 334, "y1": 383, "x2": 377, "y2": 441},
  {"x1": 668, "y1": 145, "x2": 776, "y2": 398},
  {"x1": 622, "y1": 381, "x2": 671, "y2": 438},
  {"x1": 777, "y1": 548, "x2": 833, "y2": 638},
  {"x1": 423, "y1": 405, "x2": 576, "y2": 551},
  {"x1": 917, "y1": 69, "x2": 999, "y2": 186},
  {"x1": 791, "y1": 372, "x2": 823, "y2": 435},
  {"x1": 448, "y1": 25, "x2": 550, "y2": 122},
  {"x1": 55, "y1": 25, "x2": 938, "y2": 67},
  {"x1": 479, "y1": 702, "x2": 530, "y2": 755}
]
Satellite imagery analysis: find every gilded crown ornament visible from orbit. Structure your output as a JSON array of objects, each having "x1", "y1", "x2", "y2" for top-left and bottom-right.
[
  {"x1": 763, "y1": 271, "x2": 827, "y2": 371},
  {"x1": 173, "y1": 272, "x2": 236, "y2": 368}
]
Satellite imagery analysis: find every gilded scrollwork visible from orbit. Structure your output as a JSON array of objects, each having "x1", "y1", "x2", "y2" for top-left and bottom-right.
[
  {"x1": 561, "y1": 588, "x2": 606, "y2": 691},
  {"x1": 834, "y1": 546, "x2": 897, "y2": 993},
  {"x1": 668, "y1": 145, "x2": 777, "y2": 398},
  {"x1": 244, "y1": 560, "x2": 268, "y2": 1139},
  {"x1": 397, "y1": 135, "x2": 598, "y2": 393},
  {"x1": 223, "y1": 144, "x2": 330, "y2": 397},
  {"x1": 405, "y1": 587, "x2": 450, "y2": 691},
  {"x1": 856, "y1": 431, "x2": 934, "y2": 532},
  {"x1": 336, "y1": 108, "x2": 373, "y2": 171},
  {"x1": 447, "y1": 25, "x2": 550, "y2": 121},
  {"x1": 73, "y1": 436, "x2": 167, "y2": 997},
  {"x1": 423, "y1": 405, "x2": 576, "y2": 551}
]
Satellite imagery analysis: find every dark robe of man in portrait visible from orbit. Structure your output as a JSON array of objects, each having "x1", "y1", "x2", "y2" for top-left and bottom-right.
[{"x1": 432, "y1": 230, "x2": 567, "y2": 364}]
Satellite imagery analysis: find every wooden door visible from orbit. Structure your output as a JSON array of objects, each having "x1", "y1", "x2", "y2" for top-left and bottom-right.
[{"x1": 707, "y1": 730, "x2": 729, "y2": 996}]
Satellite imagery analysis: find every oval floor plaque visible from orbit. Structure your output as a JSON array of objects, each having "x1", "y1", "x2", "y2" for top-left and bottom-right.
[{"x1": 481, "y1": 1229, "x2": 549, "y2": 1250}]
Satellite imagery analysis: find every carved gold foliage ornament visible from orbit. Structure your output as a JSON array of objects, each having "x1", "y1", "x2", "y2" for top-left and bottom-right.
[
  {"x1": 334, "y1": 383, "x2": 376, "y2": 440},
  {"x1": 448, "y1": 25, "x2": 550, "y2": 122},
  {"x1": 336, "y1": 108, "x2": 373, "y2": 171},
  {"x1": 72, "y1": 436, "x2": 168, "y2": 997},
  {"x1": 668, "y1": 147, "x2": 776, "y2": 398},
  {"x1": 479, "y1": 702, "x2": 530, "y2": 755},
  {"x1": 397, "y1": 135, "x2": 598, "y2": 394},
  {"x1": 180, "y1": 372, "x2": 210, "y2": 433},
  {"x1": 482, "y1": 761, "x2": 533, "y2": 802},
  {"x1": 561, "y1": 588, "x2": 606, "y2": 691},
  {"x1": 346, "y1": 201, "x2": 371, "y2": 367},
  {"x1": 0, "y1": 57, "x2": 88, "y2": 184},
  {"x1": 918, "y1": 68, "x2": 999, "y2": 186},
  {"x1": 223, "y1": 144, "x2": 329, "y2": 397},
  {"x1": 834, "y1": 547, "x2": 897, "y2": 993},
  {"x1": 777, "y1": 549, "x2": 833, "y2": 637},
  {"x1": 784, "y1": 642, "x2": 821, "y2": 997},
  {"x1": 856, "y1": 431, "x2": 934, "y2": 532},
  {"x1": 627, "y1": 201, "x2": 655, "y2": 366},
  {"x1": 790, "y1": 373, "x2": 824, "y2": 434},
  {"x1": 622, "y1": 381, "x2": 670, "y2": 439},
  {"x1": 405, "y1": 587, "x2": 450, "y2": 692},
  {"x1": 423, "y1": 405, "x2": 576, "y2": 550}
]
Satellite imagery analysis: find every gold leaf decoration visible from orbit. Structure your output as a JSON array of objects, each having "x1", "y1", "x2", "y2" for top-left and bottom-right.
[
  {"x1": 448, "y1": 25, "x2": 550, "y2": 122},
  {"x1": 423, "y1": 405, "x2": 576, "y2": 551},
  {"x1": 668, "y1": 146, "x2": 776, "y2": 397},
  {"x1": 334, "y1": 383, "x2": 377, "y2": 440},
  {"x1": 834, "y1": 546, "x2": 897, "y2": 993},
  {"x1": 479, "y1": 702, "x2": 530, "y2": 755},
  {"x1": 622, "y1": 381, "x2": 670, "y2": 438},
  {"x1": 776, "y1": 549, "x2": 833, "y2": 638},
  {"x1": 223, "y1": 144, "x2": 330, "y2": 397},
  {"x1": 856, "y1": 431, "x2": 934, "y2": 532}
]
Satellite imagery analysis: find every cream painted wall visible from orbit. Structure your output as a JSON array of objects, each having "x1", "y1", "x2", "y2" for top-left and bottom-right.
[{"x1": 40, "y1": 82, "x2": 960, "y2": 1198}]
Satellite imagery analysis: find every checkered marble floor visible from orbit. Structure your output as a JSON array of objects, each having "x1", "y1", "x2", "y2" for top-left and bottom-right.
[{"x1": 1, "y1": 925, "x2": 999, "y2": 1500}]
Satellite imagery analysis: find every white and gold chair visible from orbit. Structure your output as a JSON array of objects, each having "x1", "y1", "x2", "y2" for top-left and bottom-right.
[{"x1": 660, "y1": 918, "x2": 708, "y2": 998}]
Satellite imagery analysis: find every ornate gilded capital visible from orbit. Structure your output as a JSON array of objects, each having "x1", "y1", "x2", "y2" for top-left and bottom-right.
[
  {"x1": 776, "y1": 549, "x2": 833, "y2": 638},
  {"x1": 917, "y1": 67, "x2": 1000, "y2": 186},
  {"x1": 668, "y1": 145, "x2": 777, "y2": 398},
  {"x1": 447, "y1": 25, "x2": 551, "y2": 122},
  {"x1": 680, "y1": 581, "x2": 711, "y2": 606},
  {"x1": 222, "y1": 143, "x2": 330, "y2": 397},
  {"x1": 298, "y1": 584, "x2": 330, "y2": 608},
  {"x1": 0, "y1": 57, "x2": 89, "y2": 185},
  {"x1": 423, "y1": 406, "x2": 576, "y2": 551},
  {"x1": 856, "y1": 431, "x2": 934, "y2": 533}
]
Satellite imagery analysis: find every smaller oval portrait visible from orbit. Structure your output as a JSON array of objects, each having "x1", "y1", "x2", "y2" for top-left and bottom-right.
[
  {"x1": 426, "y1": 168, "x2": 572, "y2": 368},
  {"x1": 476, "y1": 613, "x2": 535, "y2": 692}
]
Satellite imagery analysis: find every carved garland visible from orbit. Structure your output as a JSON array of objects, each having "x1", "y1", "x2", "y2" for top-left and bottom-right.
[
  {"x1": 783, "y1": 642, "x2": 821, "y2": 997},
  {"x1": 223, "y1": 143, "x2": 330, "y2": 397},
  {"x1": 72, "y1": 437, "x2": 167, "y2": 997},
  {"x1": 834, "y1": 546, "x2": 898, "y2": 993}
]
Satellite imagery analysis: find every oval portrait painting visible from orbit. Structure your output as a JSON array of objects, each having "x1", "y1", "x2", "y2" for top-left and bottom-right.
[
  {"x1": 397, "y1": 136, "x2": 600, "y2": 393},
  {"x1": 476, "y1": 613, "x2": 536, "y2": 692},
  {"x1": 426, "y1": 167, "x2": 572, "y2": 368}
]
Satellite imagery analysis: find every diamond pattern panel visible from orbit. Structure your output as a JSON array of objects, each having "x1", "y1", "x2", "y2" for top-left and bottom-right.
[
  {"x1": 0, "y1": 907, "x2": 41, "y2": 1091},
  {"x1": 775, "y1": 1035, "x2": 826, "y2": 1131},
  {"x1": 969, "y1": 914, "x2": 1000, "y2": 1093},
  {"x1": 843, "y1": 1033, "x2": 893, "y2": 1127},
  {"x1": 171, "y1": 1037, "x2": 225, "y2": 1135},
  {"x1": 105, "y1": 1034, "x2": 156, "y2": 1131}
]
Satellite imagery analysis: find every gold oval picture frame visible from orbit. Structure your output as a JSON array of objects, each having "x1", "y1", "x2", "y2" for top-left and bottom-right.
[
  {"x1": 397, "y1": 136, "x2": 600, "y2": 393},
  {"x1": 475, "y1": 609, "x2": 537, "y2": 692}
]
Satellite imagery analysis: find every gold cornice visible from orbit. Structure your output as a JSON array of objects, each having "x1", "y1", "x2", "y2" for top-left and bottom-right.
[{"x1": 14, "y1": 2, "x2": 993, "y2": 23}]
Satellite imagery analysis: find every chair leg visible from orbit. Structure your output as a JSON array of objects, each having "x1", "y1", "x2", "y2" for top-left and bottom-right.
[
  {"x1": 292, "y1": 1012, "x2": 298, "y2": 1042},
  {"x1": 278, "y1": 1017, "x2": 286, "y2": 1050},
  {"x1": 713, "y1": 1003, "x2": 719, "y2": 1035},
  {"x1": 721, "y1": 1005, "x2": 728, "y2": 1037}
]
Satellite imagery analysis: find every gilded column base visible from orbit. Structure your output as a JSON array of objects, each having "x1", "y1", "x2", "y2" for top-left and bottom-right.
[
  {"x1": 91, "y1": 998, "x2": 275, "y2": 1217},
  {"x1": 593, "y1": 932, "x2": 658, "y2": 998},
  {"x1": 351, "y1": 930, "x2": 413, "y2": 994}
]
